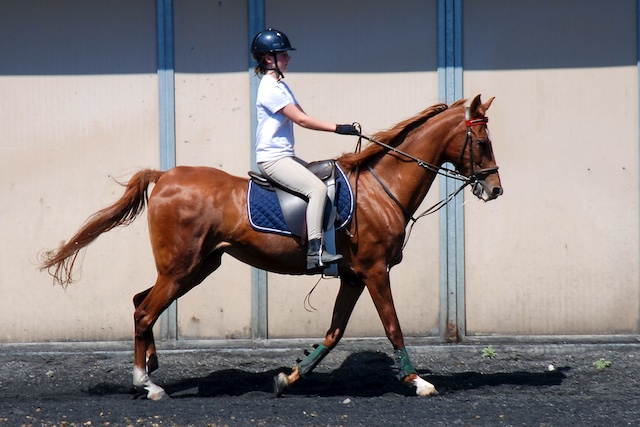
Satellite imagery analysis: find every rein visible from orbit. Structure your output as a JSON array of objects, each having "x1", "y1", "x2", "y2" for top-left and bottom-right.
[{"x1": 354, "y1": 111, "x2": 497, "y2": 250}]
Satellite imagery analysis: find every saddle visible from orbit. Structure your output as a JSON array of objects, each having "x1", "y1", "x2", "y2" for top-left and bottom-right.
[{"x1": 247, "y1": 160, "x2": 354, "y2": 276}]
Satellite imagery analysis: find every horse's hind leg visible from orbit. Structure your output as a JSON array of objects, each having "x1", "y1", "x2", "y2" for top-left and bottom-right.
[
  {"x1": 132, "y1": 277, "x2": 180, "y2": 400},
  {"x1": 274, "y1": 276, "x2": 365, "y2": 396},
  {"x1": 132, "y1": 252, "x2": 223, "y2": 400},
  {"x1": 133, "y1": 287, "x2": 158, "y2": 374}
]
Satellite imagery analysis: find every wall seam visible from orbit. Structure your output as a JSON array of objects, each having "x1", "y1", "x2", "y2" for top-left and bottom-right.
[
  {"x1": 248, "y1": 0, "x2": 268, "y2": 341},
  {"x1": 437, "y1": 0, "x2": 465, "y2": 342},
  {"x1": 156, "y1": 0, "x2": 178, "y2": 342}
]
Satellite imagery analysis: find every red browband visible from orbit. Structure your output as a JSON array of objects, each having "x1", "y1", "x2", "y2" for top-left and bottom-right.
[{"x1": 466, "y1": 117, "x2": 488, "y2": 127}]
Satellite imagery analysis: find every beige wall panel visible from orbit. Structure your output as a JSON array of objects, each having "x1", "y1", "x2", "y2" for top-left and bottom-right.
[
  {"x1": 0, "y1": 1, "x2": 159, "y2": 342},
  {"x1": 5, "y1": 0, "x2": 633, "y2": 343},
  {"x1": 287, "y1": 73, "x2": 442, "y2": 161},
  {"x1": 463, "y1": 0, "x2": 638, "y2": 335},
  {"x1": 1, "y1": 76, "x2": 159, "y2": 343},
  {"x1": 267, "y1": 73, "x2": 441, "y2": 338},
  {"x1": 172, "y1": 1, "x2": 252, "y2": 339},
  {"x1": 173, "y1": 0, "x2": 251, "y2": 174},
  {"x1": 264, "y1": 0, "x2": 441, "y2": 338},
  {"x1": 175, "y1": 73, "x2": 251, "y2": 174},
  {"x1": 465, "y1": 67, "x2": 639, "y2": 335}
]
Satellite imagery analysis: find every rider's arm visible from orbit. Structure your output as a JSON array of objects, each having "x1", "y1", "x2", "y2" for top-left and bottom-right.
[{"x1": 281, "y1": 103, "x2": 337, "y2": 132}]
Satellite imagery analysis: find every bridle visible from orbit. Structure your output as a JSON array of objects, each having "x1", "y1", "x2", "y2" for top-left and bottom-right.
[
  {"x1": 354, "y1": 108, "x2": 499, "y2": 247},
  {"x1": 458, "y1": 108, "x2": 499, "y2": 190}
]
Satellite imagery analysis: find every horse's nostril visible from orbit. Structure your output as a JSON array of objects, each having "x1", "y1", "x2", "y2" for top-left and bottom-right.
[{"x1": 492, "y1": 187, "x2": 503, "y2": 196}]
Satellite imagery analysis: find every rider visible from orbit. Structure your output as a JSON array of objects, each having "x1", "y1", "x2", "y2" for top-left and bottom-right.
[{"x1": 251, "y1": 28, "x2": 359, "y2": 270}]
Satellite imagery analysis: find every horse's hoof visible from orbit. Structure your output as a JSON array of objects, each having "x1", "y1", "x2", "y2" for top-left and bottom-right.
[
  {"x1": 416, "y1": 383, "x2": 438, "y2": 397},
  {"x1": 131, "y1": 384, "x2": 168, "y2": 400},
  {"x1": 133, "y1": 384, "x2": 168, "y2": 400},
  {"x1": 148, "y1": 388, "x2": 168, "y2": 401},
  {"x1": 273, "y1": 372, "x2": 288, "y2": 398},
  {"x1": 407, "y1": 375, "x2": 438, "y2": 397}
]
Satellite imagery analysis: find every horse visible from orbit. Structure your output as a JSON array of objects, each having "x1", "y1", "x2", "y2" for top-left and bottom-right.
[{"x1": 40, "y1": 94, "x2": 502, "y2": 400}]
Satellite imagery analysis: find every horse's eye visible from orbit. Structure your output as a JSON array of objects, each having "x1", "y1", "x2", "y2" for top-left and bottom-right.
[{"x1": 477, "y1": 139, "x2": 488, "y2": 149}]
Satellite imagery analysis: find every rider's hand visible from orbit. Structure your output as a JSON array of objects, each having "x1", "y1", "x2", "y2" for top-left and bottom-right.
[{"x1": 335, "y1": 124, "x2": 360, "y2": 136}]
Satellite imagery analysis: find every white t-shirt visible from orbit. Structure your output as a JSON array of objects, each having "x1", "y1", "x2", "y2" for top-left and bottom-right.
[{"x1": 255, "y1": 74, "x2": 299, "y2": 163}]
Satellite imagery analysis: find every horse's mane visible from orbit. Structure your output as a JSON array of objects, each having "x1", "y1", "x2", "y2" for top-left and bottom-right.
[{"x1": 338, "y1": 99, "x2": 467, "y2": 171}]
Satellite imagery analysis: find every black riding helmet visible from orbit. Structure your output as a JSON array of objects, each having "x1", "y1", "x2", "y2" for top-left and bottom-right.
[
  {"x1": 251, "y1": 28, "x2": 296, "y2": 60},
  {"x1": 251, "y1": 28, "x2": 296, "y2": 78}
]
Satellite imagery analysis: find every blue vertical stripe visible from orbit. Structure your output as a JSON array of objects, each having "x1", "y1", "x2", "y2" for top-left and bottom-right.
[
  {"x1": 637, "y1": 0, "x2": 640, "y2": 333},
  {"x1": 157, "y1": 0, "x2": 176, "y2": 172},
  {"x1": 248, "y1": 0, "x2": 268, "y2": 340},
  {"x1": 248, "y1": 0, "x2": 264, "y2": 169},
  {"x1": 156, "y1": 0, "x2": 177, "y2": 341},
  {"x1": 437, "y1": 0, "x2": 465, "y2": 341}
]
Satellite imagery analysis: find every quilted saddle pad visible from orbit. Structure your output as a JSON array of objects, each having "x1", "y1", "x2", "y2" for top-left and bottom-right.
[{"x1": 247, "y1": 164, "x2": 354, "y2": 236}]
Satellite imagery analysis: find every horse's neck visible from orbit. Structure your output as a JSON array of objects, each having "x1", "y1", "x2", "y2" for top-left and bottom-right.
[{"x1": 373, "y1": 111, "x2": 460, "y2": 216}]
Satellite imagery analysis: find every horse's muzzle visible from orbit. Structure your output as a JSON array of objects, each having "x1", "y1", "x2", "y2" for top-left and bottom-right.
[{"x1": 472, "y1": 180, "x2": 503, "y2": 201}]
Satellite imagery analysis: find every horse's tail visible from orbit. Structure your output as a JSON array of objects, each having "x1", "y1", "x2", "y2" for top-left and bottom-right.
[{"x1": 39, "y1": 169, "x2": 164, "y2": 287}]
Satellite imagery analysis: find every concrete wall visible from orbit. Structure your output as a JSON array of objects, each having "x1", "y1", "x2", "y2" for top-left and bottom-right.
[
  {"x1": 0, "y1": 0, "x2": 637, "y2": 343},
  {"x1": 261, "y1": 0, "x2": 441, "y2": 339},
  {"x1": 463, "y1": 0, "x2": 639, "y2": 336},
  {"x1": 1, "y1": 1, "x2": 159, "y2": 341}
]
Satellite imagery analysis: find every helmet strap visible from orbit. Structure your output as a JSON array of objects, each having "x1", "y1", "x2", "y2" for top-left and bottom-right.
[{"x1": 267, "y1": 53, "x2": 284, "y2": 79}]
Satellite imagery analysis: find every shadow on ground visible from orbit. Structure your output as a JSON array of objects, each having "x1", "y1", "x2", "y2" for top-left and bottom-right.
[
  {"x1": 429, "y1": 368, "x2": 569, "y2": 394},
  {"x1": 87, "y1": 351, "x2": 568, "y2": 399}
]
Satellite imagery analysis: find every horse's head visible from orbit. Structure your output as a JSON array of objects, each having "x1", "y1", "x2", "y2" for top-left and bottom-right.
[{"x1": 452, "y1": 95, "x2": 503, "y2": 201}]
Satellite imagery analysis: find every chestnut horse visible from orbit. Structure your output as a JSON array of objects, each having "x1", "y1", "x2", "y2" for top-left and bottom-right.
[{"x1": 40, "y1": 94, "x2": 502, "y2": 400}]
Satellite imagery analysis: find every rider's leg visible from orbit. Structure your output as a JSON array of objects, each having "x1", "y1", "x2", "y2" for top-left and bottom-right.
[{"x1": 259, "y1": 156, "x2": 342, "y2": 268}]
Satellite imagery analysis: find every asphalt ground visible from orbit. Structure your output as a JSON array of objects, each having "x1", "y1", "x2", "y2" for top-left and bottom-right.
[{"x1": 1, "y1": 340, "x2": 639, "y2": 426}]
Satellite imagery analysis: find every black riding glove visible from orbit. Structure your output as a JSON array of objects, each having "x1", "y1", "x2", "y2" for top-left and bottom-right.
[{"x1": 335, "y1": 124, "x2": 360, "y2": 136}]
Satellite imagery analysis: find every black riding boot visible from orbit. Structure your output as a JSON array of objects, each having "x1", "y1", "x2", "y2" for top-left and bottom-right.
[{"x1": 306, "y1": 239, "x2": 342, "y2": 270}]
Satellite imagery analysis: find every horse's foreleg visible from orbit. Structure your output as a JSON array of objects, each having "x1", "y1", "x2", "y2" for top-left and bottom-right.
[
  {"x1": 274, "y1": 278, "x2": 365, "y2": 397},
  {"x1": 133, "y1": 287, "x2": 158, "y2": 374},
  {"x1": 367, "y1": 270, "x2": 438, "y2": 397}
]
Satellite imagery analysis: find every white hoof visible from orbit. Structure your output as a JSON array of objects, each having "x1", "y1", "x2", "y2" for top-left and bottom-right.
[
  {"x1": 146, "y1": 386, "x2": 167, "y2": 401},
  {"x1": 411, "y1": 376, "x2": 438, "y2": 396},
  {"x1": 133, "y1": 366, "x2": 168, "y2": 400}
]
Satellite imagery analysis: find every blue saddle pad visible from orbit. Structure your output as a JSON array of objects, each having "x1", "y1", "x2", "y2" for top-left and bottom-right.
[{"x1": 247, "y1": 165, "x2": 354, "y2": 236}]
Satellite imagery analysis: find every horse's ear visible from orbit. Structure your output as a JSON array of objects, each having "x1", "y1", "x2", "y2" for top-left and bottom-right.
[
  {"x1": 469, "y1": 95, "x2": 495, "y2": 117},
  {"x1": 481, "y1": 96, "x2": 495, "y2": 114}
]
